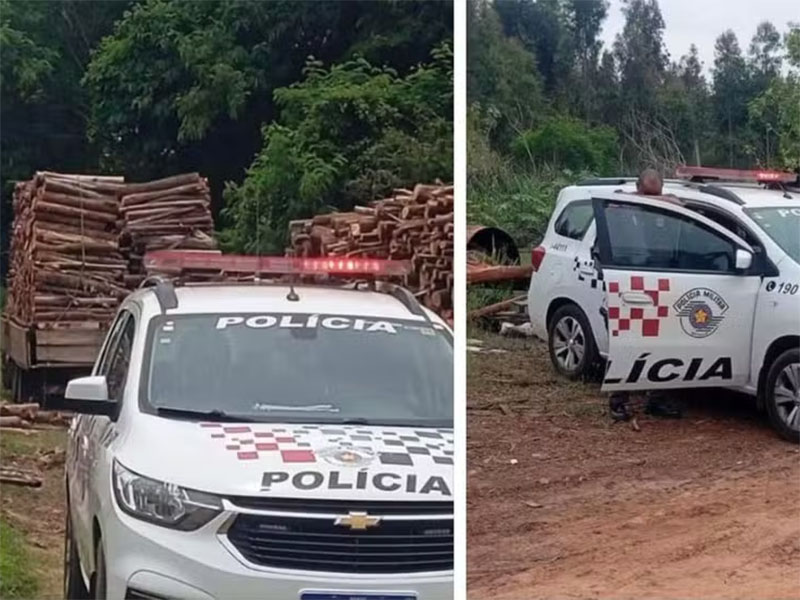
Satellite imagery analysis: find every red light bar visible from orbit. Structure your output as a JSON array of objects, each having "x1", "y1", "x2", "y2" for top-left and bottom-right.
[
  {"x1": 143, "y1": 250, "x2": 410, "y2": 277},
  {"x1": 676, "y1": 165, "x2": 796, "y2": 184}
]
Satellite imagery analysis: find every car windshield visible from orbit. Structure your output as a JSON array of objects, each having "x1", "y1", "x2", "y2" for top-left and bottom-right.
[
  {"x1": 142, "y1": 313, "x2": 453, "y2": 427},
  {"x1": 745, "y1": 207, "x2": 800, "y2": 264}
]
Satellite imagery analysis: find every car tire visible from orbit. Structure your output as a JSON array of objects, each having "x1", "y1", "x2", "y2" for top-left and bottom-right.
[
  {"x1": 547, "y1": 304, "x2": 598, "y2": 380},
  {"x1": 63, "y1": 501, "x2": 90, "y2": 599},
  {"x1": 93, "y1": 538, "x2": 107, "y2": 600},
  {"x1": 764, "y1": 348, "x2": 800, "y2": 443}
]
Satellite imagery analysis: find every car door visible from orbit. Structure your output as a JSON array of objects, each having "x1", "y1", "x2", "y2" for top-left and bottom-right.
[
  {"x1": 69, "y1": 310, "x2": 134, "y2": 566},
  {"x1": 592, "y1": 195, "x2": 761, "y2": 392}
]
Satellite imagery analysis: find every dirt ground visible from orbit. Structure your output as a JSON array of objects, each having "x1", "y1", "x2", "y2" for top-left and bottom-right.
[
  {"x1": 0, "y1": 427, "x2": 67, "y2": 599},
  {"x1": 468, "y1": 333, "x2": 800, "y2": 600}
]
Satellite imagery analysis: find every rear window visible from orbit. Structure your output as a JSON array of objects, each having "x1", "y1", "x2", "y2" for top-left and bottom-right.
[
  {"x1": 141, "y1": 313, "x2": 453, "y2": 427},
  {"x1": 555, "y1": 201, "x2": 594, "y2": 240}
]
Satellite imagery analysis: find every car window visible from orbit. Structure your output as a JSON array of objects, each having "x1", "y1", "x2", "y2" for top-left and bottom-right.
[
  {"x1": 105, "y1": 315, "x2": 135, "y2": 401},
  {"x1": 555, "y1": 201, "x2": 594, "y2": 240},
  {"x1": 602, "y1": 202, "x2": 737, "y2": 272},
  {"x1": 95, "y1": 311, "x2": 129, "y2": 375}
]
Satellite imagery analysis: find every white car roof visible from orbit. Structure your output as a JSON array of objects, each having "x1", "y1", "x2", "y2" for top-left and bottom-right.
[
  {"x1": 126, "y1": 284, "x2": 445, "y2": 325},
  {"x1": 564, "y1": 180, "x2": 799, "y2": 210}
]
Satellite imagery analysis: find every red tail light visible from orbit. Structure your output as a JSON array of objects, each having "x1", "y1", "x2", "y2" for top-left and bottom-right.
[
  {"x1": 143, "y1": 251, "x2": 410, "y2": 277},
  {"x1": 531, "y1": 246, "x2": 546, "y2": 271}
]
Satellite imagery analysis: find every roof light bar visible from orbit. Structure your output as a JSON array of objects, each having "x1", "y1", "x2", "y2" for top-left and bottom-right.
[
  {"x1": 676, "y1": 165, "x2": 796, "y2": 184},
  {"x1": 143, "y1": 250, "x2": 410, "y2": 277}
]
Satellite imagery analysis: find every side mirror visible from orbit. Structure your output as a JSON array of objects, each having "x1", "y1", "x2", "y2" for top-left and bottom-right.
[
  {"x1": 735, "y1": 249, "x2": 753, "y2": 271},
  {"x1": 61, "y1": 376, "x2": 117, "y2": 416}
]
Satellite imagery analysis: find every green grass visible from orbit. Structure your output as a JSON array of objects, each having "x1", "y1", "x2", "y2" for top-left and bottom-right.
[
  {"x1": 0, "y1": 428, "x2": 64, "y2": 459},
  {"x1": 0, "y1": 519, "x2": 39, "y2": 600}
]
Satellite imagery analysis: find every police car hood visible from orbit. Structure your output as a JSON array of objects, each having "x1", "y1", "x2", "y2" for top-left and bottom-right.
[{"x1": 118, "y1": 418, "x2": 454, "y2": 501}]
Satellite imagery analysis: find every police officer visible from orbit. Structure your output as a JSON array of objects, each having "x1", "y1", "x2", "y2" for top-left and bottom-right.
[{"x1": 608, "y1": 168, "x2": 682, "y2": 421}]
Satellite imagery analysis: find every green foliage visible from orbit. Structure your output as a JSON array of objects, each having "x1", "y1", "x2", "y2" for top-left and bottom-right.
[
  {"x1": 220, "y1": 45, "x2": 453, "y2": 254},
  {"x1": 748, "y1": 74, "x2": 800, "y2": 170},
  {"x1": 1, "y1": 0, "x2": 452, "y2": 275},
  {"x1": 787, "y1": 24, "x2": 800, "y2": 68},
  {"x1": 83, "y1": 0, "x2": 453, "y2": 184},
  {"x1": 467, "y1": 0, "x2": 544, "y2": 148},
  {"x1": 468, "y1": 151, "x2": 581, "y2": 248},
  {"x1": 512, "y1": 117, "x2": 618, "y2": 174},
  {"x1": 0, "y1": 519, "x2": 38, "y2": 599}
]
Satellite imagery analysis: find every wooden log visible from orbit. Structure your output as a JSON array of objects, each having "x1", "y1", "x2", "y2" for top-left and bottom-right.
[
  {"x1": 40, "y1": 191, "x2": 119, "y2": 214},
  {"x1": 0, "y1": 403, "x2": 39, "y2": 417},
  {"x1": 0, "y1": 466, "x2": 42, "y2": 487},
  {"x1": 121, "y1": 182, "x2": 206, "y2": 207},
  {"x1": 0, "y1": 416, "x2": 28, "y2": 427},
  {"x1": 35, "y1": 200, "x2": 118, "y2": 224},
  {"x1": 120, "y1": 172, "x2": 201, "y2": 195}
]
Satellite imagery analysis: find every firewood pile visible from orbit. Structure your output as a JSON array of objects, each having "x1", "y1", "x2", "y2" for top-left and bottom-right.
[
  {"x1": 119, "y1": 173, "x2": 217, "y2": 287},
  {"x1": 0, "y1": 402, "x2": 72, "y2": 428},
  {"x1": 4, "y1": 172, "x2": 130, "y2": 328},
  {"x1": 288, "y1": 183, "x2": 454, "y2": 319}
]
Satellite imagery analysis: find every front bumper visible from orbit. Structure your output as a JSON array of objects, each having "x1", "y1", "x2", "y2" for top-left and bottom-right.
[{"x1": 102, "y1": 505, "x2": 452, "y2": 600}]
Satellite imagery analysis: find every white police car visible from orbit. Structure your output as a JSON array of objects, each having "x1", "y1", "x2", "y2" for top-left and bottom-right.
[
  {"x1": 61, "y1": 253, "x2": 453, "y2": 600},
  {"x1": 527, "y1": 167, "x2": 800, "y2": 441}
]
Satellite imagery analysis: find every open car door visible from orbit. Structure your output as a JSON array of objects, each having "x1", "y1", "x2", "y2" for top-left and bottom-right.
[{"x1": 593, "y1": 193, "x2": 762, "y2": 392}]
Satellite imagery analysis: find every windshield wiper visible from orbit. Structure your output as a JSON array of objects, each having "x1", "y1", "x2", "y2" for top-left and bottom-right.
[
  {"x1": 155, "y1": 407, "x2": 256, "y2": 422},
  {"x1": 253, "y1": 403, "x2": 340, "y2": 413}
]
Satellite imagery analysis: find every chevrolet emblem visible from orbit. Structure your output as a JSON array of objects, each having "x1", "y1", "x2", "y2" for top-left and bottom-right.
[{"x1": 335, "y1": 511, "x2": 381, "y2": 530}]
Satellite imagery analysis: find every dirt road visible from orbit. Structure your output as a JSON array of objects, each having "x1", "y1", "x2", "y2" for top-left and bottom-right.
[{"x1": 468, "y1": 334, "x2": 800, "y2": 600}]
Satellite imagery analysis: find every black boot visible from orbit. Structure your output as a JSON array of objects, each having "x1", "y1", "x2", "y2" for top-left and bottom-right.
[{"x1": 609, "y1": 393, "x2": 631, "y2": 422}]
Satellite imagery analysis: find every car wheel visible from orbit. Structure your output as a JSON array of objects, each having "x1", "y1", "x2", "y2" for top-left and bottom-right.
[
  {"x1": 63, "y1": 502, "x2": 90, "y2": 599},
  {"x1": 548, "y1": 304, "x2": 597, "y2": 380},
  {"x1": 93, "y1": 538, "x2": 107, "y2": 600},
  {"x1": 764, "y1": 348, "x2": 800, "y2": 443}
]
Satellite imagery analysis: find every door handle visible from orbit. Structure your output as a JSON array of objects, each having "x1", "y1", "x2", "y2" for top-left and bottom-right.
[{"x1": 620, "y1": 291, "x2": 654, "y2": 306}]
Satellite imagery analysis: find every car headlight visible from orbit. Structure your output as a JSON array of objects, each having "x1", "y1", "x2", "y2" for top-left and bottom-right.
[{"x1": 112, "y1": 460, "x2": 222, "y2": 530}]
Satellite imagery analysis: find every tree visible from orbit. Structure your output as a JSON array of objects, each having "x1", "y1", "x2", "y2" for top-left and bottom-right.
[
  {"x1": 593, "y1": 50, "x2": 620, "y2": 126},
  {"x1": 712, "y1": 30, "x2": 751, "y2": 166},
  {"x1": 748, "y1": 21, "x2": 783, "y2": 86},
  {"x1": 494, "y1": 0, "x2": 572, "y2": 94},
  {"x1": 84, "y1": 0, "x2": 453, "y2": 201},
  {"x1": 220, "y1": 45, "x2": 453, "y2": 254},
  {"x1": 564, "y1": 0, "x2": 609, "y2": 119},
  {"x1": 613, "y1": 0, "x2": 668, "y2": 111},
  {"x1": 659, "y1": 45, "x2": 712, "y2": 165},
  {"x1": 0, "y1": 0, "x2": 129, "y2": 277},
  {"x1": 467, "y1": 0, "x2": 544, "y2": 149},
  {"x1": 747, "y1": 23, "x2": 800, "y2": 170}
]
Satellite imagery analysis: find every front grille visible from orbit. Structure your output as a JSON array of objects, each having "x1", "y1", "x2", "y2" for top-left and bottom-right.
[
  {"x1": 226, "y1": 513, "x2": 453, "y2": 574},
  {"x1": 227, "y1": 496, "x2": 453, "y2": 516}
]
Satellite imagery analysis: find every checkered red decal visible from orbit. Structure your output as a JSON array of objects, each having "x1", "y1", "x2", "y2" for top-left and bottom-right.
[
  {"x1": 201, "y1": 423, "x2": 317, "y2": 462},
  {"x1": 608, "y1": 276, "x2": 671, "y2": 338},
  {"x1": 200, "y1": 423, "x2": 455, "y2": 465}
]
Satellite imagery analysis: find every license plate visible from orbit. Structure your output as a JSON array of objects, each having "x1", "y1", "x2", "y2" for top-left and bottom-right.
[{"x1": 300, "y1": 593, "x2": 417, "y2": 600}]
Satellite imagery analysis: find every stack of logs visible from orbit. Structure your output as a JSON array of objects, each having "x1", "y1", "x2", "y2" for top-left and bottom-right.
[
  {"x1": 5, "y1": 172, "x2": 130, "y2": 327},
  {"x1": 0, "y1": 402, "x2": 72, "y2": 428},
  {"x1": 119, "y1": 173, "x2": 217, "y2": 287},
  {"x1": 288, "y1": 183, "x2": 454, "y2": 320}
]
